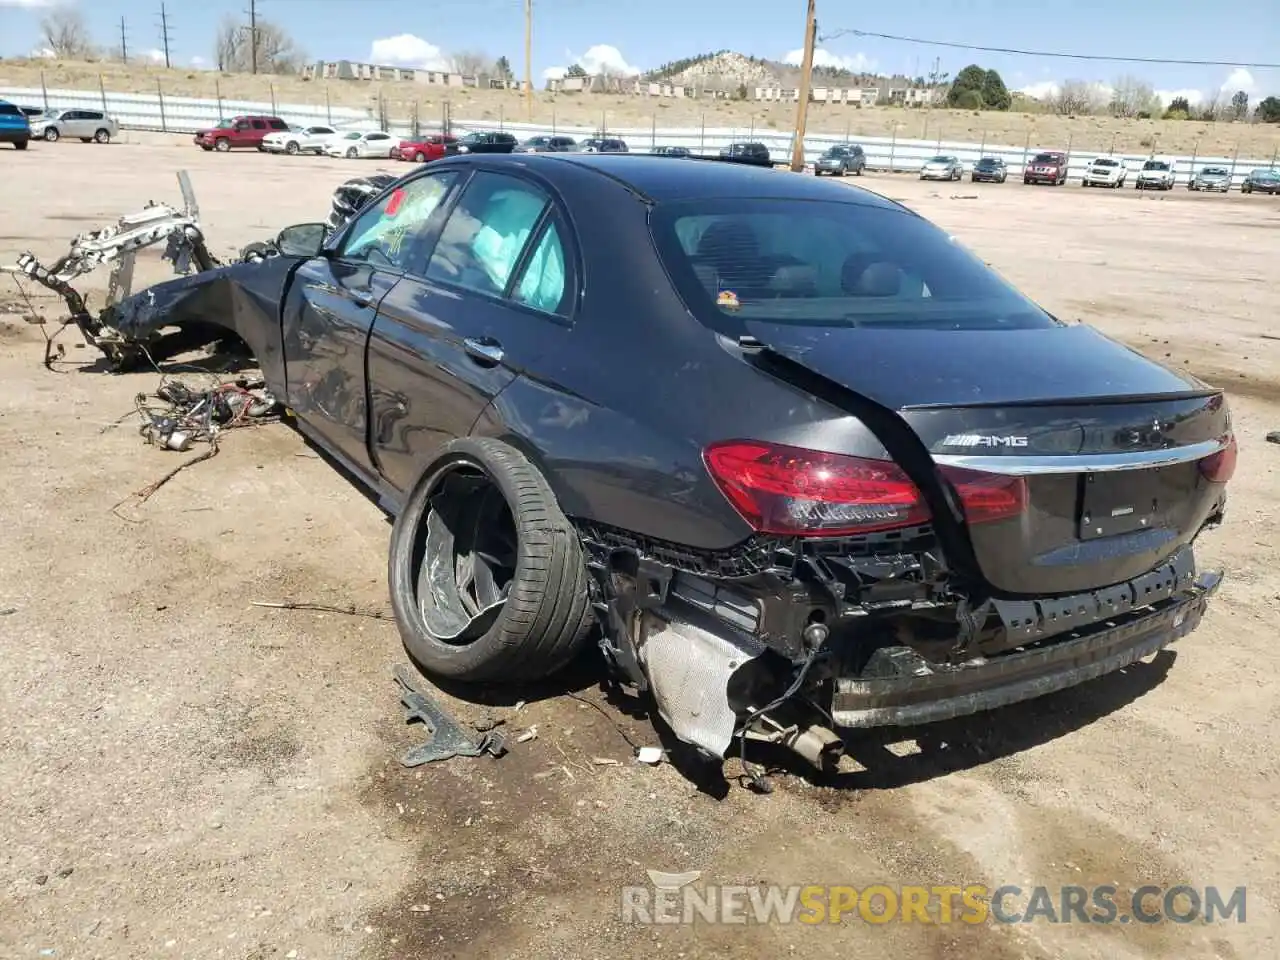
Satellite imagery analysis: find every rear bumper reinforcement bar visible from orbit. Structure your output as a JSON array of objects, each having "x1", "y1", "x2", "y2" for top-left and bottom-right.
[{"x1": 831, "y1": 570, "x2": 1223, "y2": 728}]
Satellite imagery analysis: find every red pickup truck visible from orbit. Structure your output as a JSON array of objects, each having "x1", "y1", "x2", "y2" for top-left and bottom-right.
[{"x1": 194, "y1": 115, "x2": 289, "y2": 152}]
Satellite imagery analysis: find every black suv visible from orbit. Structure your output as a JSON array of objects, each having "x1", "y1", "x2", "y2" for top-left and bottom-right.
[
  {"x1": 717, "y1": 141, "x2": 773, "y2": 167},
  {"x1": 455, "y1": 131, "x2": 518, "y2": 154},
  {"x1": 514, "y1": 135, "x2": 578, "y2": 153},
  {"x1": 813, "y1": 144, "x2": 866, "y2": 176},
  {"x1": 652, "y1": 145, "x2": 692, "y2": 158},
  {"x1": 582, "y1": 137, "x2": 629, "y2": 153}
]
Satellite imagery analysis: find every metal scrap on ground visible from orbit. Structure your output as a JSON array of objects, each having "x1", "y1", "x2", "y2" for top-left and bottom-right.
[{"x1": 393, "y1": 664, "x2": 508, "y2": 766}]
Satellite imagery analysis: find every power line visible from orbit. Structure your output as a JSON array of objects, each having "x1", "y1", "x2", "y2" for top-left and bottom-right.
[
  {"x1": 818, "y1": 28, "x2": 1280, "y2": 69},
  {"x1": 157, "y1": 3, "x2": 172, "y2": 69}
]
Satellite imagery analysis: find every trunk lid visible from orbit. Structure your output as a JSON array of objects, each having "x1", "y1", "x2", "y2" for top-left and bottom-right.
[{"x1": 744, "y1": 323, "x2": 1231, "y2": 596}]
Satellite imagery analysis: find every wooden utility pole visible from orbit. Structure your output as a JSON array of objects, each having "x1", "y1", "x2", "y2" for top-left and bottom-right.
[
  {"x1": 157, "y1": 3, "x2": 172, "y2": 69},
  {"x1": 789, "y1": 0, "x2": 817, "y2": 172},
  {"x1": 247, "y1": 0, "x2": 258, "y2": 74},
  {"x1": 119, "y1": 17, "x2": 129, "y2": 63},
  {"x1": 524, "y1": 0, "x2": 533, "y2": 121}
]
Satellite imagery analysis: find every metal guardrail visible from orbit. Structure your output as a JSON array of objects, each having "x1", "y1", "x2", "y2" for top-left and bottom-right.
[{"x1": 3, "y1": 84, "x2": 1276, "y2": 187}]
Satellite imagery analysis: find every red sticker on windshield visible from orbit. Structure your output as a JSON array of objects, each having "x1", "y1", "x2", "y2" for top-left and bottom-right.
[{"x1": 384, "y1": 188, "x2": 405, "y2": 216}]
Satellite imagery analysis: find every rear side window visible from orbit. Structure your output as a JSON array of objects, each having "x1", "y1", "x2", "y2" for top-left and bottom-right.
[
  {"x1": 0, "y1": 103, "x2": 21, "y2": 116},
  {"x1": 269, "y1": 118, "x2": 287, "y2": 129},
  {"x1": 650, "y1": 198, "x2": 1056, "y2": 332},
  {"x1": 427, "y1": 172, "x2": 550, "y2": 297}
]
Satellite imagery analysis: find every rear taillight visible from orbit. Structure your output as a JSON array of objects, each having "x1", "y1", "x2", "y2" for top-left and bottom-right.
[
  {"x1": 1198, "y1": 436, "x2": 1237, "y2": 483},
  {"x1": 938, "y1": 466, "x2": 1027, "y2": 524},
  {"x1": 702, "y1": 441, "x2": 1026, "y2": 538}
]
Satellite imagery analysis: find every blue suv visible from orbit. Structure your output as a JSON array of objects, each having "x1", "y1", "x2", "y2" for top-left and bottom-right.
[{"x1": 0, "y1": 99, "x2": 31, "y2": 150}]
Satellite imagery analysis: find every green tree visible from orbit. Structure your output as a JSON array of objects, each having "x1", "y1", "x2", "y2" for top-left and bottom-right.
[
  {"x1": 494, "y1": 55, "x2": 512, "y2": 79},
  {"x1": 1165, "y1": 96, "x2": 1191, "y2": 117},
  {"x1": 954, "y1": 88, "x2": 984, "y2": 110},
  {"x1": 1231, "y1": 90, "x2": 1249, "y2": 119},
  {"x1": 566, "y1": 63, "x2": 587, "y2": 77},
  {"x1": 1256, "y1": 96, "x2": 1280, "y2": 122},
  {"x1": 980, "y1": 69, "x2": 1011, "y2": 110},
  {"x1": 947, "y1": 64, "x2": 988, "y2": 108}
]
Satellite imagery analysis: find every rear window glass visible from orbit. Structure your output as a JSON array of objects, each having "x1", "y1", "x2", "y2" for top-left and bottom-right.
[
  {"x1": 650, "y1": 199, "x2": 1056, "y2": 332},
  {"x1": 0, "y1": 103, "x2": 20, "y2": 116}
]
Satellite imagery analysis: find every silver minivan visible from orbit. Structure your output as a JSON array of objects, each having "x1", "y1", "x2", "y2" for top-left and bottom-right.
[{"x1": 30, "y1": 108, "x2": 119, "y2": 143}]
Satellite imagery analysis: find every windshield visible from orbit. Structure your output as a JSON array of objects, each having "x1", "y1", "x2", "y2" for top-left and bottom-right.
[
  {"x1": 650, "y1": 199, "x2": 1055, "y2": 333},
  {"x1": 1201, "y1": 167, "x2": 1227, "y2": 175},
  {"x1": 1143, "y1": 161, "x2": 1170, "y2": 170},
  {"x1": 524, "y1": 137, "x2": 549, "y2": 146},
  {"x1": 39, "y1": 108, "x2": 62, "y2": 120},
  {"x1": 976, "y1": 158, "x2": 999, "y2": 166},
  {"x1": 1031, "y1": 153, "x2": 1060, "y2": 163},
  {"x1": 1093, "y1": 158, "x2": 1118, "y2": 166},
  {"x1": 215, "y1": 119, "x2": 234, "y2": 128},
  {"x1": 822, "y1": 147, "x2": 849, "y2": 157},
  {"x1": 1253, "y1": 169, "x2": 1280, "y2": 179},
  {"x1": 342, "y1": 132, "x2": 361, "y2": 140},
  {"x1": 927, "y1": 156, "x2": 953, "y2": 163}
]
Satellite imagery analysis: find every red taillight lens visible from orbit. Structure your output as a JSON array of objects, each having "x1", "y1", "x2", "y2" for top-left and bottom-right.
[
  {"x1": 703, "y1": 441, "x2": 930, "y2": 537},
  {"x1": 938, "y1": 465, "x2": 1027, "y2": 525},
  {"x1": 1198, "y1": 436, "x2": 1237, "y2": 483}
]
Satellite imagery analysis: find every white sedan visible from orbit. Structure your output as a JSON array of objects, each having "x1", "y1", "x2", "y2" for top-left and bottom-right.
[
  {"x1": 324, "y1": 130, "x2": 403, "y2": 160},
  {"x1": 263, "y1": 124, "x2": 338, "y2": 155}
]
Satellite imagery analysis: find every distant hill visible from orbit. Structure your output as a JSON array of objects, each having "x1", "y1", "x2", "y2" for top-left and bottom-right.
[{"x1": 642, "y1": 49, "x2": 898, "y2": 94}]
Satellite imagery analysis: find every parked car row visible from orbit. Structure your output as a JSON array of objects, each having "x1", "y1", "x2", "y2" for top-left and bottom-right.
[
  {"x1": 0, "y1": 99, "x2": 120, "y2": 148},
  {"x1": 924, "y1": 149, "x2": 1278, "y2": 196}
]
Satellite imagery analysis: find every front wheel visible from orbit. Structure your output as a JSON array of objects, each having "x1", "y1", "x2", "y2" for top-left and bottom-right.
[
  {"x1": 414, "y1": 151, "x2": 426, "y2": 162},
  {"x1": 285, "y1": 141, "x2": 299, "y2": 155},
  {"x1": 94, "y1": 128, "x2": 110, "y2": 143},
  {"x1": 214, "y1": 138, "x2": 230, "y2": 152},
  {"x1": 346, "y1": 146, "x2": 358, "y2": 158},
  {"x1": 388, "y1": 437, "x2": 595, "y2": 683},
  {"x1": 43, "y1": 127, "x2": 59, "y2": 142}
]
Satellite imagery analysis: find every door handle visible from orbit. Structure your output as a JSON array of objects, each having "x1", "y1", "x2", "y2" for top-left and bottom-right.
[{"x1": 464, "y1": 338, "x2": 504, "y2": 366}]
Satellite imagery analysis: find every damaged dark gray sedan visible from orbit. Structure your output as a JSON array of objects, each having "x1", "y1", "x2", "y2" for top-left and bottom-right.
[{"x1": 20, "y1": 155, "x2": 1235, "y2": 771}]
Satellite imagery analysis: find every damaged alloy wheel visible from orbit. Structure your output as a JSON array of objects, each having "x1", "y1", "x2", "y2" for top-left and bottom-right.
[{"x1": 388, "y1": 437, "x2": 596, "y2": 682}]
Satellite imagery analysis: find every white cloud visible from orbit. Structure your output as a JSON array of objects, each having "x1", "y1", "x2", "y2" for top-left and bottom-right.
[
  {"x1": 29, "y1": 46, "x2": 55, "y2": 59},
  {"x1": 191, "y1": 55, "x2": 206, "y2": 67},
  {"x1": 1220, "y1": 68, "x2": 1255, "y2": 93},
  {"x1": 544, "y1": 44, "x2": 640, "y2": 81},
  {"x1": 1155, "y1": 87, "x2": 1203, "y2": 106},
  {"x1": 1018, "y1": 80, "x2": 1060, "y2": 100},
  {"x1": 783, "y1": 47, "x2": 874, "y2": 73},
  {"x1": 1, "y1": 0, "x2": 56, "y2": 7},
  {"x1": 142, "y1": 48, "x2": 166, "y2": 64},
  {"x1": 369, "y1": 34, "x2": 450, "y2": 70}
]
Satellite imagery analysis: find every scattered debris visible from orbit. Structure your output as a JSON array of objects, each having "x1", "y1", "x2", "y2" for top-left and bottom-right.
[
  {"x1": 393, "y1": 664, "x2": 507, "y2": 765},
  {"x1": 252, "y1": 600, "x2": 393, "y2": 621},
  {"x1": 592, "y1": 757, "x2": 622, "y2": 766},
  {"x1": 0, "y1": 607, "x2": 15, "y2": 616},
  {"x1": 516, "y1": 725, "x2": 539, "y2": 744},
  {"x1": 1266, "y1": 432, "x2": 1280, "y2": 444},
  {"x1": 636, "y1": 746, "x2": 665, "y2": 765}
]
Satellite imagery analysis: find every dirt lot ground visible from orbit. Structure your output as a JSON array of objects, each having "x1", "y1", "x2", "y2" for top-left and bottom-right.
[
  {"x1": 6, "y1": 58, "x2": 1280, "y2": 157},
  {"x1": 1, "y1": 134, "x2": 1278, "y2": 960}
]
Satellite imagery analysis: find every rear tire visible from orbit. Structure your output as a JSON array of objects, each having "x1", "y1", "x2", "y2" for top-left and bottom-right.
[
  {"x1": 94, "y1": 128, "x2": 110, "y2": 143},
  {"x1": 13, "y1": 139, "x2": 27, "y2": 151},
  {"x1": 388, "y1": 437, "x2": 595, "y2": 682}
]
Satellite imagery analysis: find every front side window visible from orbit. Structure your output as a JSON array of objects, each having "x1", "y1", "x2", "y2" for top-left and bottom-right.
[
  {"x1": 650, "y1": 198, "x2": 1057, "y2": 332},
  {"x1": 340, "y1": 173, "x2": 456, "y2": 271},
  {"x1": 426, "y1": 172, "x2": 550, "y2": 297}
]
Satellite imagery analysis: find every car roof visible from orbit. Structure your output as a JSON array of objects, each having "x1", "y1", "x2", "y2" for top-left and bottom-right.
[{"x1": 444, "y1": 152, "x2": 908, "y2": 207}]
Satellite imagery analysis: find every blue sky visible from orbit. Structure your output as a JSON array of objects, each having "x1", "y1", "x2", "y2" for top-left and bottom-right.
[{"x1": 2, "y1": 0, "x2": 1276, "y2": 105}]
